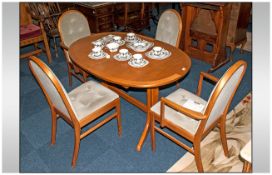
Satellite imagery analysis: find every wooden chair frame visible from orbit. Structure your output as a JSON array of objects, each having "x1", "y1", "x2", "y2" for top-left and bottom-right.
[
  {"x1": 26, "y1": 2, "x2": 62, "y2": 58},
  {"x1": 28, "y1": 56, "x2": 122, "y2": 167},
  {"x1": 58, "y1": 10, "x2": 90, "y2": 86},
  {"x1": 150, "y1": 60, "x2": 247, "y2": 172},
  {"x1": 20, "y1": 3, "x2": 52, "y2": 63}
]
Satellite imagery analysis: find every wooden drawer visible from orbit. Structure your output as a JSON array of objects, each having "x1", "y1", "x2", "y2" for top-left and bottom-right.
[
  {"x1": 94, "y1": 6, "x2": 114, "y2": 15},
  {"x1": 98, "y1": 15, "x2": 113, "y2": 24},
  {"x1": 99, "y1": 22, "x2": 113, "y2": 32}
]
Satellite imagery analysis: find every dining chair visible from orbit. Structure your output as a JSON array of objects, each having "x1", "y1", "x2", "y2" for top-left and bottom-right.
[
  {"x1": 155, "y1": 9, "x2": 182, "y2": 48},
  {"x1": 150, "y1": 60, "x2": 247, "y2": 172},
  {"x1": 20, "y1": 3, "x2": 52, "y2": 63},
  {"x1": 26, "y1": 2, "x2": 62, "y2": 58},
  {"x1": 58, "y1": 9, "x2": 91, "y2": 86},
  {"x1": 28, "y1": 56, "x2": 122, "y2": 167}
]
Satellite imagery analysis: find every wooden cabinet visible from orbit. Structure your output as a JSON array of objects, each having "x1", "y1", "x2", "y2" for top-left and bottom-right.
[
  {"x1": 226, "y1": 3, "x2": 252, "y2": 57},
  {"x1": 181, "y1": 3, "x2": 252, "y2": 71},
  {"x1": 181, "y1": 3, "x2": 232, "y2": 72},
  {"x1": 75, "y1": 3, "x2": 115, "y2": 33},
  {"x1": 114, "y1": 3, "x2": 151, "y2": 32}
]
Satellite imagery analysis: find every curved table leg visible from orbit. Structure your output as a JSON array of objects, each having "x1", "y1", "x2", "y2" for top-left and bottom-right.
[{"x1": 137, "y1": 88, "x2": 159, "y2": 152}]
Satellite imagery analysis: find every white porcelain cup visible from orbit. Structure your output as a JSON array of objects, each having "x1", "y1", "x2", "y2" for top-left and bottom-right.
[
  {"x1": 106, "y1": 42, "x2": 119, "y2": 52},
  {"x1": 153, "y1": 46, "x2": 162, "y2": 56},
  {"x1": 93, "y1": 41, "x2": 104, "y2": 48},
  {"x1": 133, "y1": 54, "x2": 143, "y2": 64},
  {"x1": 119, "y1": 49, "x2": 128, "y2": 57},
  {"x1": 127, "y1": 32, "x2": 135, "y2": 40},
  {"x1": 113, "y1": 36, "x2": 121, "y2": 43},
  {"x1": 92, "y1": 47, "x2": 102, "y2": 57}
]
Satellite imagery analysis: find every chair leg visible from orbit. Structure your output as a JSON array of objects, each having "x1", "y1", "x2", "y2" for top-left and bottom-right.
[
  {"x1": 43, "y1": 37, "x2": 52, "y2": 63},
  {"x1": 53, "y1": 36, "x2": 58, "y2": 58},
  {"x1": 82, "y1": 71, "x2": 88, "y2": 82},
  {"x1": 67, "y1": 65, "x2": 73, "y2": 86},
  {"x1": 175, "y1": 82, "x2": 180, "y2": 89},
  {"x1": 72, "y1": 128, "x2": 81, "y2": 168},
  {"x1": 194, "y1": 141, "x2": 204, "y2": 172},
  {"x1": 116, "y1": 99, "x2": 122, "y2": 137},
  {"x1": 229, "y1": 44, "x2": 235, "y2": 61},
  {"x1": 240, "y1": 39, "x2": 247, "y2": 54},
  {"x1": 150, "y1": 112, "x2": 156, "y2": 152},
  {"x1": 51, "y1": 109, "x2": 57, "y2": 145},
  {"x1": 219, "y1": 119, "x2": 229, "y2": 157},
  {"x1": 34, "y1": 42, "x2": 39, "y2": 50}
]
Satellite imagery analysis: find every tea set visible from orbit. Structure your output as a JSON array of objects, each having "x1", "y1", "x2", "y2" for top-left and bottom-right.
[{"x1": 89, "y1": 32, "x2": 171, "y2": 67}]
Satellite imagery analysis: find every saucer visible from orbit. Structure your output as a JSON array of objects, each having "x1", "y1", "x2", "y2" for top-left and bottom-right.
[
  {"x1": 128, "y1": 59, "x2": 149, "y2": 68},
  {"x1": 113, "y1": 53, "x2": 132, "y2": 61},
  {"x1": 92, "y1": 39, "x2": 105, "y2": 46},
  {"x1": 145, "y1": 49, "x2": 171, "y2": 60},
  {"x1": 124, "y1": 36, "x2": 141, "y2": 43},
  {"x1": 88, "y1": 51, "x2": 107, "y2": 59},
  {"x1": 114, "y1": 40, "x2": 126, "y2": 46},
  {"x1": 127, "y1": 40, "x2": 154, "y2": 52},
  {"x1": 101, "y1": 34, "x2": 115, "y2": 43}
]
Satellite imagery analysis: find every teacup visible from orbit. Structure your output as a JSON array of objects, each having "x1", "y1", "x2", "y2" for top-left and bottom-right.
[
  {"x1": 106, "y1": 42, "x2": 119, "y2": 52},
  {"x1": 119, "y1": 49, "x2": 128, "y2": 58},
  {"x1": 133, "y1": 54, "x2": 143, "y2": 64},
  {"x1": 153, "y1": 46, "x2": 162, "y2": 56},
  {"x1": 127, "y1": 32, "x2": 135, "y2": 40},
  {"x1": 92, "y1": 47, "x2": 102, "y2": 57},
  {"x1": 93, "y1": 41, "x2": 104, "y2": 48},
  {"x1": 113, "y1": 36, "x2": 121, "y2": 43}
]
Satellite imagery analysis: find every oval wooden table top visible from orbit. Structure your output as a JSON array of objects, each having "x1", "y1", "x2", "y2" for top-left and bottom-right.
[{"x1": 69, "y1": 32, "x2": 191, "y2": 88}]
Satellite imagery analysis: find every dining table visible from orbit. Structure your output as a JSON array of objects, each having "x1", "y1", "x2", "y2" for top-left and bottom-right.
[{"x1": 69, "y1": 32, "x2": 191, "y2": 151}]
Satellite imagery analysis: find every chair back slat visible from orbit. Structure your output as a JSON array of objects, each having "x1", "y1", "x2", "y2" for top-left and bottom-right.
[
  {"x1": 155, "y1": 9, "x2": 182, "y2": 48},
  {"x1": 29, "y1": 58, "x2": 77, "y2": 121},
  {"x1": 58, "y1": 10, "x2": 91, "y2": 48},
  {"x1": 204, "y1": 61, "x2": 247, "y2": 131}
]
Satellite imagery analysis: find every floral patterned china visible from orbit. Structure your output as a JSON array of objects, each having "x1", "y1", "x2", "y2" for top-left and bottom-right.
[
  {"x1": 88, "y1": 51, "x2": 107, "y2": 59},
  {"x1": 128, "y1": 54, "x2": 149, "y2": 68},
  {"x1": 127, "y1": 40, "x2": 154, "y2": 52},
  {"x1": 145, "y1": 47, "x2": 171, "y2": 60}
]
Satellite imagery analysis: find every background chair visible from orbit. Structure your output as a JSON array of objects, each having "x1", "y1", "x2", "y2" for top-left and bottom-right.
[
  {"x1": 155, "y1": 9, "x2": 182, "y2": 48},
  {"x1": 58, "y1": 10, "x2": 91, "y2": 86},
  {"x1": 28, "y1": 56, "x2": 122, "y2": 167},
  {"x1": 26, "y1": 2, "x2": 62, "y2": 58},
  {"x1": 150, "y1": 60, "x2": 247, "y2": 172},
  {"x1": 20, "y1": 3, "x2": 52, "y2": 63}
]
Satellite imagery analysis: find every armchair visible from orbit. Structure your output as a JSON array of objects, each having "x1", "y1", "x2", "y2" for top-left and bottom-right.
[{"x1": 150, "y1": 60, "x2": 247, "y2": 172}]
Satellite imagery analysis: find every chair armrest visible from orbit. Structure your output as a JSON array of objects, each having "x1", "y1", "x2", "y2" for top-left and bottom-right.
[
  {"x1": 196, "y1": 72, "x2": 219, "y2": 96},
  {"x1": 160, "y1": 97, "x2": 206, "y2": 125},
  {"x1": 60, "y1": 42, "x2": 69, "y2": 51}
]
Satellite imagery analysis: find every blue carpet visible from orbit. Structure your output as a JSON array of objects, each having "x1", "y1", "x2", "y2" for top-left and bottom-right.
[{"x1": 20, "y1": 4, "x2": 252, "y2": 172}]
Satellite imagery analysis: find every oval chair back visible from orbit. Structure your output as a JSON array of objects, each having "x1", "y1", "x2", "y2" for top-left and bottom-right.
[
  {"x1": 155, "y1": 9, "x2": 182, "y2": 48},
  {"x1": 58, "y1": 9, "x2": 91, "y2": 48},
  {"x1": 28, "y1": 56, "x2": 79, "y2": 125},
  {"x1": 199, "y1": 60, "x2": 247, "y2": 134}
]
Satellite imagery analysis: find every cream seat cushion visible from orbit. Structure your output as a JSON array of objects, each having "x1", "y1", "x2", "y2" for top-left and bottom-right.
[
  {"x1": 68, "y1": 81, "x2": 119, "y2": 121},
  {"x1": 151, "y1": 88, "x2": 207, "y2": 135}
]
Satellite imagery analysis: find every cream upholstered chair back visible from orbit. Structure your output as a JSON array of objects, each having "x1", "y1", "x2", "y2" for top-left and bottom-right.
[
  {"x1": 29, "y1": 57, "x2": 77, "y2": 121},
  {"x1": 203, "y1": 61, "x2": 247, "y2": 131},
  {"x1": 155, "y1": 9, "x2": 182, "y2": 48},
  {"x1": 58, "y1": 10, "x2": 90, "y2": 47}
]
